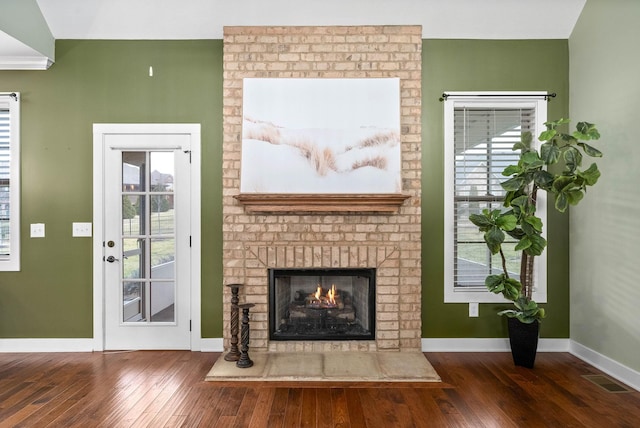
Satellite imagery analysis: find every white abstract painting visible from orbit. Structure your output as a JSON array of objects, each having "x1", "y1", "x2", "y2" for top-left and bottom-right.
[{"x1": 240, "y1": 78, "x2": 401, "y2": 194}]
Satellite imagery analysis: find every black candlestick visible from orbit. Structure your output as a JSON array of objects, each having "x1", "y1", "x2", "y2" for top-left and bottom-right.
[
  {"x1": 224, "y1": 283, "x2": 243, "y2": 362},
  {"x1": 236, "y1": 303, "x2": 255, "y2": 368}
]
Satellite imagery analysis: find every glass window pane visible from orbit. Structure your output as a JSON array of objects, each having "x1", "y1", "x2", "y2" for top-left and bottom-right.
[
  {"x1": 456, "y1": 243, "x2": 492, "y2": 287},
  {"x1": 123, "y1": 281, "x2": 144, "y2": 322},
  {"x1": 150, "y1": 238, "x2": 174, "y2": 278},
  {"x1": 150, "y1": 281, "x2": 175, "y2": 322},
  {"x1": 122, "y1": 152, "x2": 146, "y2": 192},
  {"x1": 150, "y1": 196, "x2": 174, "y2": 235},
  {"x1": 455, "y1": 199, "x2": 521, "y2": 288},
  {"x1": 122, "y1": 195, "x2": 144, "y2": 235},
  {"x1": 456, "y1": 244, "x2": 521, "y2": 288},
  {"x1": 122, "y1": 238, "x2": 144, "y2": 279},
  {"x1": 150, "y1": 152, "x2": 174, "y2": 193},
  {"x1": 0, "y1": 218, "x2": 8, "y2": 255},
  {"x1": 0, "y1": 182, "x2": 9, "y2": 256}
]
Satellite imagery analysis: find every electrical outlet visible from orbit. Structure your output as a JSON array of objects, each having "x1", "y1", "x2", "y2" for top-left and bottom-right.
[
  {"x1": 30, "y1": 223, "x2": 45, "y2": 238},
  {"x1": 469, "y1": 302, "x2": 479, "y2": 317},
  {"x1": 72, "y1": 222, "x2": 92, "y2": 237}
]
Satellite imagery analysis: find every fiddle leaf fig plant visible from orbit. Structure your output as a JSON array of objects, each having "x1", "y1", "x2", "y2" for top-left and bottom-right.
[{"x1": 469, "y1": 119, "x2": 602, "y2": 324}]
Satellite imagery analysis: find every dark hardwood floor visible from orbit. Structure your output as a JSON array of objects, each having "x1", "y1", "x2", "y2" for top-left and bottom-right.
[{"x1": 0, "y1": 351, "x2": 638, "y2": 427}]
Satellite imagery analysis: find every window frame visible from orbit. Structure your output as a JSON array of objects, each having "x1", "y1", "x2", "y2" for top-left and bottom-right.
[
  {"x1": 0, "y1": 92, "x2": 20, "y2": 271},
  {"x1": 443, "y1": 92, "x2": 547, "y2": 303}
]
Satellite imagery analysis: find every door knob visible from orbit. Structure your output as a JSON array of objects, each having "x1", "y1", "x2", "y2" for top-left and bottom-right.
[{"x1": 106, "y1": 255, "x2": 119, "y2": 263}]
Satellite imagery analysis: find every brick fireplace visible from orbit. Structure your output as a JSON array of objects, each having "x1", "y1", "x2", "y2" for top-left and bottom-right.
[
  {"x1": 269, "y1": 267, "x2": 376, "y2": 341},
  {"x1": 222, "y1": 25, "x2": 422, "y2": 353}
]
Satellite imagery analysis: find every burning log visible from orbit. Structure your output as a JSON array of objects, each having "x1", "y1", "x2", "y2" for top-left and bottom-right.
[
  {"x1": 305, "y1": 284, "x2": 344, "y2": 309},
  {"x1": 288, "y1": 301, "x2": 355, "y2": 323}
]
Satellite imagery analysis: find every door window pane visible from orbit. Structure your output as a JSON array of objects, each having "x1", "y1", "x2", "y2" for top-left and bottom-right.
[
  {"x1": 123, "y1": 281, "x2": 144, "y2": 322},
  {"x1": 122, "y1": 195, "x2": 144, "y2": 235},
  {"x1": 150, "y1": 281, "x2": 175, "y2": 322},
  {"x1": 122, "y1": 152, "x2": 146, "y2": 192},
  {"x1": 122, "y1": 238, "x2": 143, "y2": 279},
  {"x1": 151, "y1": 238, "x2": 175, "y2": 278},
  {"x1": 150, "y1": 195, "x2": 174, "y2": 235},
  {"x1": 150, "y1": 152, "x2": 174, "y2": 193}
]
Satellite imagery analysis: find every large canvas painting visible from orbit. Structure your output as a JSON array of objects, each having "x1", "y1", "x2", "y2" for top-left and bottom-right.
[{"x1": 240, "y1": 78, "x2": 401, "y2": 194}]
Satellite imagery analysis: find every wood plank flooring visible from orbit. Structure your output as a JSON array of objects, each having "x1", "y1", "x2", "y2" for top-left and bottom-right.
[{"x1": 0, "y1": 351, "x2": 638, "y2": 427}]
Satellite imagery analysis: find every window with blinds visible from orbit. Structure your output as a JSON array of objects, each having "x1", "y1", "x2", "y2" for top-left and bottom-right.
[
  {"x1": 443, "y1": 93, "x2": 547, "y2": 303},
  {"x1": 0, "y1": 93, "x2": 20, "y2": 271},
  {"x1": 0, "y1": 107, "x2": 11, "y2": 255},
  {"x1": 453, "y1": 107, "x2": 535, "y2": 288}
]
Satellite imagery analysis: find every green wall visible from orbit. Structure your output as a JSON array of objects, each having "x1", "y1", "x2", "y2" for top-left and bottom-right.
[
  {"x1": 570, "y1": 0, "x2": 640, "y2": 371},
  {"x1": 421, "y1": 39, "x2": 570, "y2": 338},
  {"x1": 0, "y1": 40, "x2": 223, "y2": 338},
  {"x1": 0, "y1": 38, "x2": 570, "y2": 340}
]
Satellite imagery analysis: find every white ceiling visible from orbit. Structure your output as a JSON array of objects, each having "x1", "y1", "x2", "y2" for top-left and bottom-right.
[
  {"x1": 36, "y1": 0, "x2": 587, "y2": 40},
  {"x1": 2, "y1": 0, "x2": 587, "y2": 69}
]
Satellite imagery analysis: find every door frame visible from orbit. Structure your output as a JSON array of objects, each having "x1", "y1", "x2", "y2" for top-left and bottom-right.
[{"x1": 92, "y1": 123, "x2": 202, "y2": 351}]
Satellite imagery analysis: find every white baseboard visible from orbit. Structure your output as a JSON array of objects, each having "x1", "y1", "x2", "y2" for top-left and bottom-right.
[
  {"x1": 201, "y1": 338, "x2": 570, "y2": 353},
  {"x1": 421, "y1": 338, "x2": 570, "y2": 352},
  {"x1": 0, "y1": 338, "x2": 220, "y2": 353},
  {"x1": 0, "y1": 338, "x2": 94, "y2": 353},
  {"x1": 200, "y1": 338, "x2": 224, "y2": 352},
  {"x1": 570, "y1": 340, "x2": 640, "y2": 392}
]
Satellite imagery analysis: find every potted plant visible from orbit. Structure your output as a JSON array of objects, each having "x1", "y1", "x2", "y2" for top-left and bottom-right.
[{"x1": 469, "y1": 118, "x2": 603, "y2": 367}]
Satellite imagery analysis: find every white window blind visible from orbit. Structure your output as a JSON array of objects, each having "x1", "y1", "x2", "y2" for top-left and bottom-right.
[
  {"x1": 0, "y1": 106, "x2": 11, "y2": 255},
  {"x1": 0, "y1": 92, "x2": 20, "y2": 270},
  {"x1": 453, "y1": 107, "x2": 536, "y2": 288}
]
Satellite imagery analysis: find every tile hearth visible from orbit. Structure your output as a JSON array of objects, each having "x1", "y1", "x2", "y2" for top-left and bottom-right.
[{"x1": 205, "y1": 352, "x2": 441, "y2": 383}]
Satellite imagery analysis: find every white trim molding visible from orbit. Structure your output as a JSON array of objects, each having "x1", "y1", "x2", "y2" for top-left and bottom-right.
[
  {"x1": 0, "y1": 339, "x2": 94, "y2": 353},
  {"x1": 422, "y1": 338, "x2": 570, "y2": 353},
  {"x1": 0, "y1": 56, "x2": 53, "y2": 70},
  {"x1": 200, "y1": 338, "x2": 224, "y2": 352},
  {"x1": 0, "y1": 338, "x2": 218, "y2": 354},
  {"x1": 570, "y1": 341, "x2": 640, "y2": 392}
]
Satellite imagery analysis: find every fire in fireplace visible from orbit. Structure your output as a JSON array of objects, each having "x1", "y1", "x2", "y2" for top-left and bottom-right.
[{"x1": 269, "y1": 268, "x2": 376, "y2": 341}]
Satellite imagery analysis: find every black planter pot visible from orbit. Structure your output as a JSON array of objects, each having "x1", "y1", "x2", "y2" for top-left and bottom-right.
[{"x1": 507, "y1": 318, "x2": 539, "y2": 368}]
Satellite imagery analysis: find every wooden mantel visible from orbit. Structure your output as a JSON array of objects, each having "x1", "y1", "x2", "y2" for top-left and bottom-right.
[{"x1": 234, "y1": 193, "x2": 411, "y2": 213}]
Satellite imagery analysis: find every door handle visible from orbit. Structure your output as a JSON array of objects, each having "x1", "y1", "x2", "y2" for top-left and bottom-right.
[{"x1": 105, "y1": 255, "x2": 119, "y2": 263}]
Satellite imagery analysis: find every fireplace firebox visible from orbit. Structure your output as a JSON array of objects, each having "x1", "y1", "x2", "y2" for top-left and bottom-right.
[{"x1": 269, "y1": 268, "x2": 376, "y2": 341}]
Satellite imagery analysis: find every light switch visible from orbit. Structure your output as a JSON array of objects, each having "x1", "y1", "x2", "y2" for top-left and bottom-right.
[
  {"x1": 72, "y1": 222, "x2": 92, "y2": 237},
  {"x1": 30, "y1": 223, "x2": 45, "y2": 238}
]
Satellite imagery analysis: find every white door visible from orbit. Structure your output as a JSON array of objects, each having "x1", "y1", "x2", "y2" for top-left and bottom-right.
[{"x1": 93, "y1": 124, "x2": 201, "y2": 350}]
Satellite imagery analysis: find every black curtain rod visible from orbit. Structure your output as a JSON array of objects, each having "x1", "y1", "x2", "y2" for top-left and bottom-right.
[
  {"x1": 440, "y1": 92, "x2": 556, "y2": 101},
  {"x1": 9, "y1": 93, "x2": 17, "y2": 101}
]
